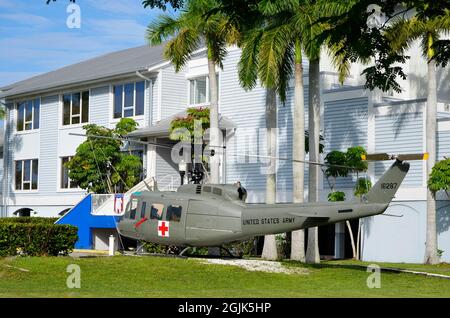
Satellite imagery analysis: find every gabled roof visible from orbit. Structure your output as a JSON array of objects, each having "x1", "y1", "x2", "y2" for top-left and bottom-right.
[{"x1": 0, "y1": 43, "x2": 168, "y2": 99}]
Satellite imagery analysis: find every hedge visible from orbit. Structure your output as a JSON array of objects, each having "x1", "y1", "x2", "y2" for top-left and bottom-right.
[
  {"x1": 0, "y1": 217, "x2": 59, "y2": 224},
  {"x1": 0, "y1": 218, "x2": 78, "y2": 256}
]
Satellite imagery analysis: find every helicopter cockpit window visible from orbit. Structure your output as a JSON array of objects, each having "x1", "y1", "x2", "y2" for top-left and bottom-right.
[
  {"x1": 140, "y1": 201, "x2": 147, "y2": 219},
  {"x1": 150, "y1": 203, "x2": 164, "y2": 220},
  {"x1": 129, "y1": 198, "x2": 138, "y2": 219},
  {"x1": 166, "y1": 205, "x2": 182, "y2": 222}
]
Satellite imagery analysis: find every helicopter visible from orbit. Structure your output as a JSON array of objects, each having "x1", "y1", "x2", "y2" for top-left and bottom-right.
[
  {"x1": 116, "y1": 152, "x2": 426, "y2": 255},
  {"x1": 69, "y1": 131, "x2": 426, "y2": 255}
]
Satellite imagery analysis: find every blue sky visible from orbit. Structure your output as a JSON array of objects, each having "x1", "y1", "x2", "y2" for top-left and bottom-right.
[{"x1": 0, "y1": 0, "x2": 174, "y2": 87}]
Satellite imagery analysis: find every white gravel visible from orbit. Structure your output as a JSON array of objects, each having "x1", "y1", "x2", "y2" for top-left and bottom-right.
[{"x1": 198, "y1": 258, "x2": 309, "y2": 275}]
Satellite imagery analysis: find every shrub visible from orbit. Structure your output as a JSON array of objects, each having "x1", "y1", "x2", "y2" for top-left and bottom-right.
[
  {"x1": 0, "y1": 217, "x2": 59, "y2": 224},
  {"x1": 0, "y1": 219, "x2": 78, "y2": 256}
]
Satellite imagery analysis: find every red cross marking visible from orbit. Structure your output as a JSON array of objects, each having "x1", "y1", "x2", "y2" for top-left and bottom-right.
[{"x1": 158, "y1": 221, "x2": 169, "y2": 236}]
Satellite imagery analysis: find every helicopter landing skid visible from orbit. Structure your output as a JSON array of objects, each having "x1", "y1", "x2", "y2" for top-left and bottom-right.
[{"x1": 178, "y1": 246, "x2": 242, "y2": 259}]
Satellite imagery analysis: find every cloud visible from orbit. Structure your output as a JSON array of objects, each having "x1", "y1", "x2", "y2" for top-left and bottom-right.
[{"x1": 0, "y1": 13, "x2": 52, "y2": 28}]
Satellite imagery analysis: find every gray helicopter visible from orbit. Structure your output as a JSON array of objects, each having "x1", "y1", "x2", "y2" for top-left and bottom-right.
[{"x1": 117, "y1": 153, "x2": 425, "y2": 253}]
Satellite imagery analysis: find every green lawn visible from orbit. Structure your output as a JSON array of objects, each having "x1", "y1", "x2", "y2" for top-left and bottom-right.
[
  {"x1": 324, "y1": 260, "x2": 450, "y2": 276},
  {"x1": 0, "y1": 256, "x2": 449, "y2": 298}
]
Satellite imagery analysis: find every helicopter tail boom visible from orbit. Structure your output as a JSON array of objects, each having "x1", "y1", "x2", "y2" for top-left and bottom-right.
[{"x1": 364, "y1": 159, "x2": 410, "y2": 204}]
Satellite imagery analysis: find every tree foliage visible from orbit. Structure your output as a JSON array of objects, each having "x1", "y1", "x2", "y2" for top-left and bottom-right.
[
  {"x1": 328, "y1": 191, "x2": 346, "y2": 202},
  {"x1": 142, "y1": 0, "x2": 185, "y2": 10},
  {"x1": 428, "y1": 158, "x2": 450, "y2": 196},
  {"x1": 66, "y1": 118, "x2": 142, "y2": 194},
  {"x1": 169, "y1": 107, "x2": 210, "y2": 142},
  {"x1": 147, "y1": 0, "x2": 240, "y2": 72},
  {"x1": 324, "y1": 146, "x2": 369, "y2": 194}
]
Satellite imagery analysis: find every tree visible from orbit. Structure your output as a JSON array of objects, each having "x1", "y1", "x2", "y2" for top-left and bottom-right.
[
  {"x1": 385, "y1": 13, "x2": 450, "y2": 264},
  {"x1": 235, "y1": 0, "x2": 314, "y2": 261},
  {"x1": 66, "y1": 118, "x2": 142, "y2": 194},
  {"x1": 169, "y1": 107, "x2": 211, "y2": 178},
  {"x1": 261, "y1": 88, "x2": 279, "y2": 260},
  {"x1": 324, "y1": 146, "x2": 370, "y2": 259},
  {"x1": 428, "y1": 158, "x2": 450, "y2": 196},
  {"x1": 147, "y1": 0, "x2": 239, "y2": 185},
  {"x1": 142, "y1": 0, "x2": 185, "y2": 10}
]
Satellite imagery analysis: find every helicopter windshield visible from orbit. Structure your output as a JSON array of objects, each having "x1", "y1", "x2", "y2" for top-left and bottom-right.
[{"x1": 125, "y1": 197, "x2": 139, "y2": 219}]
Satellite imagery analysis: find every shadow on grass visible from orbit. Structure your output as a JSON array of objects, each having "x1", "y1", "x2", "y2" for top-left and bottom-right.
[{"x1": 281, "y1": 260, "x2": 403, "y2": 275}]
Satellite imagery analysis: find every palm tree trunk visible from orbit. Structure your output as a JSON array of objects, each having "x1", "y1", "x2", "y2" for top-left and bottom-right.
[
  {"x1": 291, "y1": 43, "x2": 306, "y2": 262},
  {"x1": 261, "y1": 87, "x2": 278, "y2": 260},
  {"x1": 424, "y1": 33, "x2": 439, "y2": 264},
  {"x1": 208, "y1": 58, "x2": 220, "y2": 184},
  {"x1": 346, "y1": 220, "x2": 357, "y2": 259},
  {"x1": 306, "y1": 58, "x2": 321, "y2": 264}
]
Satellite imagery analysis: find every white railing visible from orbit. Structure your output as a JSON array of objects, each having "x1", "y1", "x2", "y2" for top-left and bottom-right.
[
  {"x1": 91, "y1": 176, "x2": 156, "y2": 216},
  {"x1": 90, "y1": 174, "x2": 179, "y2": 215}
]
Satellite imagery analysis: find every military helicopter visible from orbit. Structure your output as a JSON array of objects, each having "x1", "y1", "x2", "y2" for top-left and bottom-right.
[
  {"x1": 70, "y1": 131, "x2": 426, "y2": 255},
  {"x1": 116, "y1": 150, "x2": 426, "y2": 255}
]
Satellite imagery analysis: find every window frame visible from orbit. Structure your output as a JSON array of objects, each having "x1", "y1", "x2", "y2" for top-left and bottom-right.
[
  {"x1": 62, "y1": 91, "x2": 90, "y2": 126},
  {"x1": 14, "y1": 159, "x2": 39, "y2": 192},
  {"x1": 16, "y1": 98, "x2": 40, "y2": 133},
  {"x1": 188, "y1": 74, "x2": 219, "y2": 106},
  {"x1": 112, "y1": 81, "x2": 145, "y2": 119},
  {"x1": 60, "y1": 156, "x2": 79, "y2": 190}
]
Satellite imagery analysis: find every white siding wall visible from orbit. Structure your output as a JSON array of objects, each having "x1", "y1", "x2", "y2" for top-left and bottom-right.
[
  {"x1": 276, "y1": 83, "x2": 309, "y2": 202},
  {"x1": 374, "y1": 112, "x2": 423, "y2": 187},
  {"x1": 90, "y1": 85, "x2": 110, "y2": 127},
  {"x1": 161, "y1": 66, "x2": 188, "y2": 119},
  {"x1": 39, "y1": 95, "x2": 59, "y2": 194},
  {"x1": 324, "y1": 97, "x2": 369, "y2": 189},
  {"x1": 437, "y1": 129, "x2": 450, "y2": 160},
  {"x1": 220, "y1": 49, "x2": 267, "y2": 203}
]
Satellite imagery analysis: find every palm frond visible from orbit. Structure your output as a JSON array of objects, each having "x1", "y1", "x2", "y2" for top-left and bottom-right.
[
  {"x1": 385, "y1": 16, "x2": 426, "y2": 53},
  {"x1": 146, "y1": 14, "x2": 182, "y2": 45},
  {"x1": 258, "y1": 24, "x2": 293, "y2": 89},
  {"x1": 276, "y1": 42, "x2": 294, "y2": 102},
  {"x1": 238, "y1": 28, "x2": 264, "y2": 90},
  {"x1": 164, "y1": 28, "x2": 201, "y2": 71}
]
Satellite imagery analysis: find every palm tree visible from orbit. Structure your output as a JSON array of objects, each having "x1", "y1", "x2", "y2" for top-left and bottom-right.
[
  {"x1": 237, "y1": 3, "x2": 307, "y2": 261},
  {"x1": 385, "y1": 14, "x2": 450, "y2": 264},
  {"x1": 147, "y1": 0, "x2": 239, "y2": 184}
]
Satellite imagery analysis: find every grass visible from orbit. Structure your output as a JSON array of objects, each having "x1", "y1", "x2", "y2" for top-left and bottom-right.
[
  {"x1": 324, "y1": 259, "x2": 450, "y2": 276},
  {"x1": 0, "y1": 256, "x2": 450, "y2": 298}
]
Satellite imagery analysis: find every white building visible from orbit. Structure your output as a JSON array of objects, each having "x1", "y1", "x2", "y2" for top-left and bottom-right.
[{"x1": 0, "y1": 42, "x2": 449, "y2": 262}]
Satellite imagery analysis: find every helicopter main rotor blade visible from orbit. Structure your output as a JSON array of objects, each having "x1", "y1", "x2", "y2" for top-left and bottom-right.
[
  {"x1": 231, "y1": 153, "x2": 353, "y2": 170},
  {"x1": 361, "y1": 153, "x2": 429, "y2": 161}
]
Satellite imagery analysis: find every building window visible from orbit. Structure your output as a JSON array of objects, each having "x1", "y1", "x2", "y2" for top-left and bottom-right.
[
  {"x1": 63, "y1": 91, "x2": 89, "y2": 125},
  {"x1": 17, "y1": 99, "x2": 40, "y2": 131},
  {"x1": 15, "y1": 159, "x2": 38, "y2": 191},
  {"x1": 61, "y1": 156, "x2": 78, "y2": 189},
  {"x1": 113, "y1": 81, "x2": 145, "y2": 119},
  {"x1": 189, "y1": 75, "x2": 219, "y2": 105}
]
